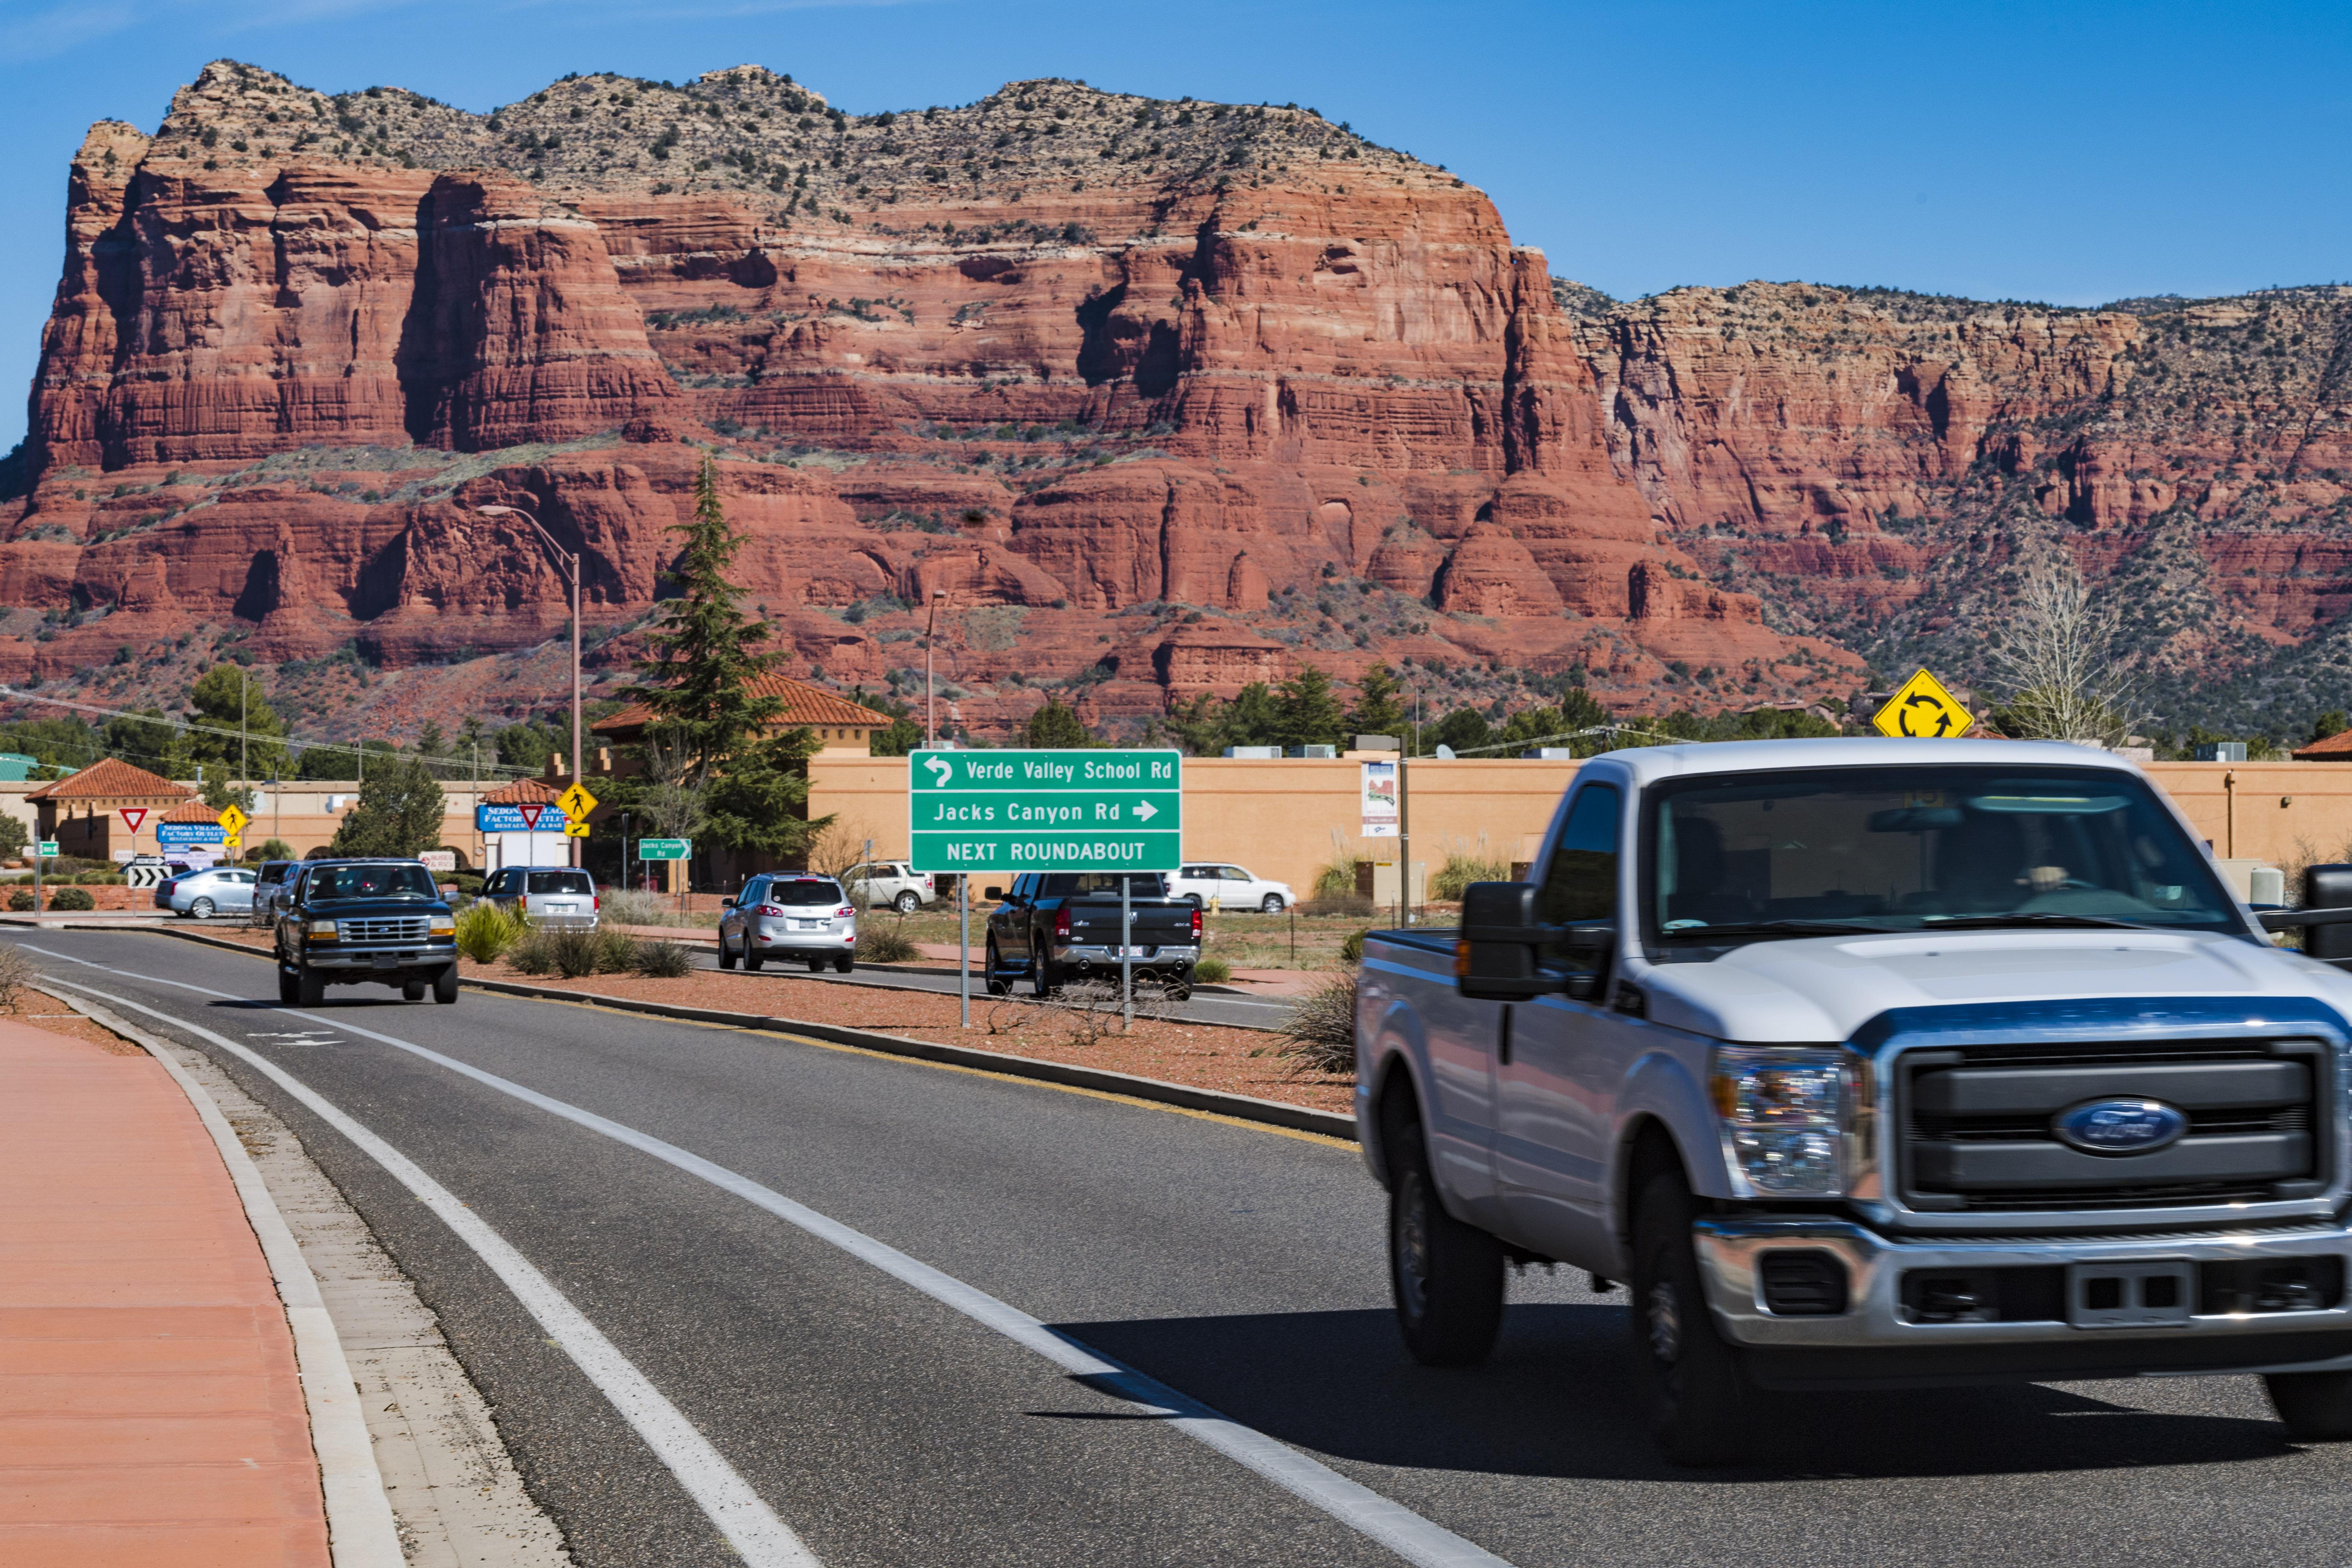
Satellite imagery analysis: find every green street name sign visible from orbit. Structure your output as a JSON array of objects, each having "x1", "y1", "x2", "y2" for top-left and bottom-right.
[
  {"x1": 36, "y1": 841, "x2": 58, "y2": 857},
  {"x1": 636, "y1": 838, "x2": 692, "y2": 861},
  {"x1": 909, "y1": 749, "x2": 1181, "y2": 874}
]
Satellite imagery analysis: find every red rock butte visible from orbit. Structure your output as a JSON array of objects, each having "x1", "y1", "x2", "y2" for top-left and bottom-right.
[{"x1": 9, "y1": 60, "x2": 2351, "y2": 735}]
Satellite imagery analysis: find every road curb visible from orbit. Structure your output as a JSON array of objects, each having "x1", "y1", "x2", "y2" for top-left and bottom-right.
[{"x1": 102, "y1": 921, "x2": 1360, "y2": 1143}]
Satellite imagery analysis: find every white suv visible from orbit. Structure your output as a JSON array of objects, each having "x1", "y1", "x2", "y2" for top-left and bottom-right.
[
  {"x1": 1169, "y1": 863, "x2": 1293, "y2": 913},
  {"x1": 844, "y1": 861, "x2": 935, "y2": 913}
]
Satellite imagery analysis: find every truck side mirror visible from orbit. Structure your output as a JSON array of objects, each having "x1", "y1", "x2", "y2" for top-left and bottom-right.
[
  {"x1": 1457, "y1": 882, "x2": 1557, "y2": 1001},
  {"x1": 1456, "y1": 881, "x2": 1612, "y2": 1002},
  {"x1": 984, "y1": 886, "x2": 1004, "y2": 901}
]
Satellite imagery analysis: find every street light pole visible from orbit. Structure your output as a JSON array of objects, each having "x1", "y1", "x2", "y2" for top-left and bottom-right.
[
  {"x1": 925, "y1": 588, "x2": 950, "y2": 748},
  {"x1": 476, "y1": 504, "x2": 582, "y2": 867}
]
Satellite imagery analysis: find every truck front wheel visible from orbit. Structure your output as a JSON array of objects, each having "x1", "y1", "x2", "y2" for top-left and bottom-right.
[
  {"x1": 1630, "y1": 1171, "x2": 1752, "y2": 1465},
  {"x1": 295, "y1": 966, "x2": 326, "y2": 1008},
  {"x1": 1386, "y1": 1120, "x2": 1503, "y2": 1365},
  {"x1": 2266, "y1": 1372, "x2": 2352, "y2": 1439}
]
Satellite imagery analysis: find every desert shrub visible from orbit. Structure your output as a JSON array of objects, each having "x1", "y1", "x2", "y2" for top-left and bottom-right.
[
  {"x1": 855, "y1": 924, "x2": 920, "y2": 963},
  {"x1": 73, "y1": 870, "x2": 113, "y2": 884},
  {"x1": 546, "y1": 927, "x2": 601, "y2": 979},
  {"x1": 1431, "y1": 844, "x2": 1510, "y2": 902},
  {"x1": 1340, "y1": 928, "x2": 1370, "y2": 963},
  {"x1": 0, "y1": 943, "x2": 34, "y2": 1009},
  {"x1": 1193, "y1": 955, "x2": 1232, "y2": 984},
  {"x1": 6, "y1": 889, "x2": 31, "y2": 912},
  {"x1": 602, "y1": 888, "x2": 676, "y2": 926},
  {"x1": 453, "y1": 900, "x2": 525, "y2": 962},
  {"x1": 634, "y1": 939, "x2": 694, "y2": 978},
  {"x1": 1313, "y1": 858, "x2": 1359, "y2": 898},
  {"x1": 592, "y1": 928, "x2": 642, "y2": 973},
  {"x1": 1277, "y1": 967, "x2": 1358, "y2": 1075},
  {"x1": 1299, "y1": 893, "x2": 1374, "y2": 918},
  {"x1": 506, "y1": 929, "x2": 557, "y2": 975},
  {"x1": 48, "y1": 887, "x2": 94, "y2": 911}
]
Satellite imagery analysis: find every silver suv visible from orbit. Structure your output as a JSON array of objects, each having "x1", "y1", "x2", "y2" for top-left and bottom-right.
[
  {"x1": 719, "y1": 874, "x2": 856, "y2": 972},
  {"x1": 481, "y1": 866, "x2": 600, "y2": 929},
  {"x1": 844, "y1": 860, "x2": 935, "y2": 912}
]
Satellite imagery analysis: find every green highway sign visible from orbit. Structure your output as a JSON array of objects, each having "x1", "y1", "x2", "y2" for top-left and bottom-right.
[
  {"x1": 36, "y1": 841, "x2": 57, "y2": 857},
  {"x1": 909, "y1": 749, "x2": 1181, "y2": 875},
  {"x1": 636, "y1": 838, "x2": 691, "y2": 861}
]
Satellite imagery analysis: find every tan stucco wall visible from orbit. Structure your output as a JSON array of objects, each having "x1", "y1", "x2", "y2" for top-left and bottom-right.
[{"x1": 809, "y1": 754, "x2": 2352, "y2": 900}]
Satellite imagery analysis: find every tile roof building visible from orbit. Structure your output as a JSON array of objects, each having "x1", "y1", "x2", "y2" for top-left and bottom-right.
[
  {"x1": 25, "y1": 758, "x2": 197, "y2": 860},
  {"x1": 589, "y1": 675, "x2": 896, "y2": 762}
]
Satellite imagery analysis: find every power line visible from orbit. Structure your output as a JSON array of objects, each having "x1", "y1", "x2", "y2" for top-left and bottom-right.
[{"x1": 0, "y1": 685, "x2": 547, "y2": 777}]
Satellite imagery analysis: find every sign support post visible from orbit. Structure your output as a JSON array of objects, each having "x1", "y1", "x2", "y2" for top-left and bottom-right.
[
  {"x1": 959, "y1": 877, "x2": 969, "y2": 1030},
  {"x1": 1120, "y1": 875, "x2": 1132, "y2": 1031}
]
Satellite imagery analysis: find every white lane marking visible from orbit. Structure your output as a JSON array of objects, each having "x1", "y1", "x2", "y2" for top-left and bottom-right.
[
  {"x1": 32, "y1": 966, "x2": 819, "y2": 1568},
  {"x1": 30, "y1": 944, "x2": 1514, "y2": 1568}
]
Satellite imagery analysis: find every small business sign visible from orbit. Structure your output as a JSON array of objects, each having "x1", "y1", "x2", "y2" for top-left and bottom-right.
[
  {"x1": 476, "y1": 804, "x2": 560, "y2": 832},
  {"x1": 636, "y1": 838, "x2": 691, "y2": 861},
  {"x1": 1872, "y1": 669, "x2": 1976, "y2": 739},
  {"x1": 1360, "y1": 761, "x2": 1399, "y2": 838},
  {"x1": 418, "y1": 850, "x2": 457, "y2": 874},
  {"x1": 158, "y1": 822, "x2": 227, "y2": 847}
]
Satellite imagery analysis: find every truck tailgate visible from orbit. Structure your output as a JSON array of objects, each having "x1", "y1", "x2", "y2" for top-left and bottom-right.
[{"x1": 1065, "y1": 902, "x2": 1192, "y2": 945}]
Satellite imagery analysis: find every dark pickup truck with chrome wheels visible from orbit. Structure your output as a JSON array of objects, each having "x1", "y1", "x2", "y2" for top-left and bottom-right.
[
  {"x1": 274, "y1": 858, "x2": 460, "y2": 1006},
  {"x1": 982, "y1": 871, "x2": 1201, "y2": 998}
]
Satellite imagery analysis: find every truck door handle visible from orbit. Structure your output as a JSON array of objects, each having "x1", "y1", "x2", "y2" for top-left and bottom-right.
[{"x1": 1498, "y1": 1003, "x2": 1514, "y2": 1066}]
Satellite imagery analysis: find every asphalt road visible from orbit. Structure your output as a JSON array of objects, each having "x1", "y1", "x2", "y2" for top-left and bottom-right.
[{"x1": 20, "y1": 927, "x2": 2352, "y2": 1568}]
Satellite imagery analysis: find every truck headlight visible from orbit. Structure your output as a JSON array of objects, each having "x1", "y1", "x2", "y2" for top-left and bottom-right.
[
  {"x1": 307, "y1": 919, "x2": 338, "y2": 941},
  {"x1": 1711, "y1": 1047, "x2": 1847, "y2": 1197},
  {"x1": 429, "y1": 920, "x2": 454, "y2": 939}
]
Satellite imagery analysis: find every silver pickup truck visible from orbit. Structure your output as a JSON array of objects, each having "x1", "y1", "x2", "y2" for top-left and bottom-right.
[{"x1": 1357, "y1": 737, "x2": 2352, "y2": 1463}]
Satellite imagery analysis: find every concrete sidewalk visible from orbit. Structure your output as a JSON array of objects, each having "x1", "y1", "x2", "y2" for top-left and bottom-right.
[{"x1": 0, "y1": 1015, "x2": 331, "y2": 1566}]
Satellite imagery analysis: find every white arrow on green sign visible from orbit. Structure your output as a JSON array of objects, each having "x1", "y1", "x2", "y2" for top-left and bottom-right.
[
  {"x1": 908, "y1": 749, "x2": 1181, "y2": 874},
  {"x1": 636, "y1": 838, "x2": 691, "y2": 861}
]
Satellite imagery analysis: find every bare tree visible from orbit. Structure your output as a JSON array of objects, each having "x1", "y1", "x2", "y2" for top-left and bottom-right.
[
  {"x1": 639, "y1": 733, "x2": 710, "y2": 841},
  {"x1": 1990, "y1": 560, "x2": 2142, "y2": 748}
]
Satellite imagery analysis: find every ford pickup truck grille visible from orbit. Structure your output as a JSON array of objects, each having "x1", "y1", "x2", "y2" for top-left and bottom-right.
[
  {"x1": 337, "y1": 916, "x2": 433, "y2": 944},
  {"x1": 1897, "y1": 1040, "x2": 2328, "y2": 1213}
]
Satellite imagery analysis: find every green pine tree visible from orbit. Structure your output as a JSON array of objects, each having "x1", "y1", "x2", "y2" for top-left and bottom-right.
[
  {"x1": 182, "y1": 664, "x2": 289, "y2": 781},
  {"x1": 1274, "y1": 665, "x2": 1347, "y2": 749},
  {"x1": 1023, "y1": 696, "x2": 1097, "y2": 748},
  {"x1": 1346, "y1": 663, "x2": 1407, "y2": 740},
  {"x1": 702, "y1": 727, "x2": 832, "y2": 861},
  {"x1": 328, "y1": 755, "x2": 446, "y2": 858},
  {"x1": 1226, "y1": 683, "x2": 1284, "y2": 747},
  {"x1": 620, "y1": 454, "x2": 786, "y2": 784},
  {"x1": 1430, "y1": 707, "x2": 1494, "y2": 755}
]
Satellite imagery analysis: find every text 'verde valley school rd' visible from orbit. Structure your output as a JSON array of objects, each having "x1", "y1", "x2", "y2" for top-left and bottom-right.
[{"x1": 906, "y1": 749, "x2": 1184, "y2": 874}]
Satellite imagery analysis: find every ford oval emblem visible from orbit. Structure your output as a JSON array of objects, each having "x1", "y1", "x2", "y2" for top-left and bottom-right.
[{"x1": 2053, "y1": 1098, "x2": 2189, "y2": 1155}]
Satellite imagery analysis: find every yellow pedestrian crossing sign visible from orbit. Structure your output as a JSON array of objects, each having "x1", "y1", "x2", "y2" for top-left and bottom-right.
[
  {"x1": 217, "y1": 804, "x2": 249, "y2": 834},
  {"x1": 1873, "y1": 669, "x2": 1976, "y2": 739},
  {"x1": 556, "y1": 783, "x2": 599, "y2": 821}
]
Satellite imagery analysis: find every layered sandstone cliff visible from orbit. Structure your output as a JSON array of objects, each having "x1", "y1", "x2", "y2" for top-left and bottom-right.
[{"x1": 4, "y1": 60, "x2": 1859, "y2": 733}]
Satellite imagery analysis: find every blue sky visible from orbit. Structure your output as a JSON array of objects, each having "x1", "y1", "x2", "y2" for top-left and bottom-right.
[{"x1": 3, "y1": 0, "x2": 2346, "y2": 453}]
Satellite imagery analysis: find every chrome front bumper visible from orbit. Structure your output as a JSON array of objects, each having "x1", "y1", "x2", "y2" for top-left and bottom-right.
[
  {"x1": 1696, "y1": 1213, "x2": 2352, "y2": 1364},
  {"x1": 305, "y1": 943, "x2": 458, "y2": 971}
]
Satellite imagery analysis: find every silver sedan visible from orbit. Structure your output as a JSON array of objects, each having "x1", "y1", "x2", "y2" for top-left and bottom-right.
[{"x1": 155, "y1": 866, "x2": 258, "y2": 919}]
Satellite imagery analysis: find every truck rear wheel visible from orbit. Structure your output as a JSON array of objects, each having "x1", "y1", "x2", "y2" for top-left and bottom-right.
[
  {"x1": 1386, "y1": 1120, "x2": 1503, "y2": 1365},
  {"x1": 985, "y1": 940, "x2": 1009, "y2": 996},
  {"x1": 2266, "y1": 1371, "x2": 2352, "y2": 1439},
  {"x1": 1630, "y1": 1171, "x2": 1753, "y2": 1466}
]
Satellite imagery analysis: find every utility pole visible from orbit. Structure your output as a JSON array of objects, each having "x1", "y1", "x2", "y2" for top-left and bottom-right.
[
  {"x1": 476, "y1": 504, "x2": 583, "y2": 867},
  {"x1": 925, "y1": 588, "x2": 950, "y2": 748}
]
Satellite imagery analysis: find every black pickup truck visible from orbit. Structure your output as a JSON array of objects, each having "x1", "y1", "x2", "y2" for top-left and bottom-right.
[
  {"x1": 982, "y1": 872, "x2": 1201, "y2": 998},
  {"x1": 274, "y1": 858, "x2": 460, "y2": 1006}
]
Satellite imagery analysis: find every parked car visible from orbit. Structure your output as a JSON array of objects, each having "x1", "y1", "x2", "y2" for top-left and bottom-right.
[
  {"x1": 982, "y1": 872, "x2": 1200, "y2": 997},
  {"x1": 272, "y1": 858, "x2": 458, "y2": 1006},
  {"x1": 719, "y1": 874, "x2": 856, "y2": 972},
  {"x1": 480, "y1": 866, "x2": 599, "y2": 929},
  {"x1": 844, "y1": 860, "x2": 936, "y2": 913},
  {"x1": 1168, "y1": 863, "x2": 1294, "y2": 913},
  {"x1": 155, "y1": 865, "x2": 257, "y2": 919},
  {"x1": 252, "y1": 860, "x2": 300, "y2": 924},
  {"x1": 1361, "y1": 735, "x2": 2352, "y2": 1465}
]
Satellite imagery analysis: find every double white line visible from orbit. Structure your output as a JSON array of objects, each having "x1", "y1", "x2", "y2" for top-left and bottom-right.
[{"x1": 30, "y1": 949, "x2": 1513, "y2": 1568}]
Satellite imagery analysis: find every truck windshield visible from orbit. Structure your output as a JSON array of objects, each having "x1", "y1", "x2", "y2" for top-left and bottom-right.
[
  {"x1": 1648, "y1": 765, "x2": 2242, "y2": 942},
  {"x1": 305, "y1": 864, "x2": 438, "y2": 902}
]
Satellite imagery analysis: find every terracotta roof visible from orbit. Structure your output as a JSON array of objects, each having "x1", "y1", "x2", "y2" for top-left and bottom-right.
[
  {"x1": 591, "y1": 675, "x2": 894, "y2": 737},
  {"x1": 2294, "y1": 730, "x2": 2352, "y2": 760},
  {"x1": 480, "y1": 777, "x2": 563, "y2": 805},
  {"x1": 24, "y1": 757, "x2": 195, "y2": 803},
  {"x1": 159, "y1": 800, "x2": 225, "y2": 823}
]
